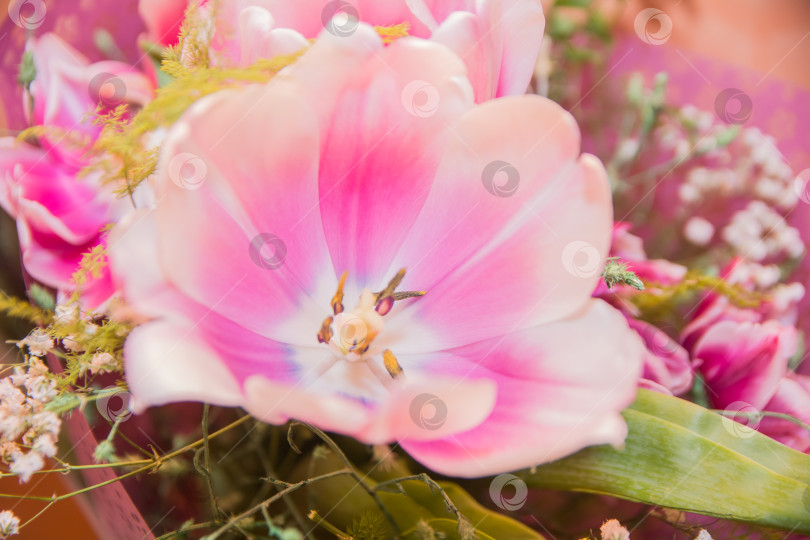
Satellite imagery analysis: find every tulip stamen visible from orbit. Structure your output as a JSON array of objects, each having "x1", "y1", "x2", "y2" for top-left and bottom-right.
[
  {"x1": 317, "y1": 271, "x2": 424, "y2": 380},
  {"x1": 317, "y1": 316, "x2": 334, "y2": 344},
  {"x1": 373, "y1": 268, "x2": 425, "y2": 315},
  {"x1": 383, "y1": 349, "x2": 403, "y2": 379},
  {"x1": 331, "y1": 271, "x2": 348, "y2": 315}
]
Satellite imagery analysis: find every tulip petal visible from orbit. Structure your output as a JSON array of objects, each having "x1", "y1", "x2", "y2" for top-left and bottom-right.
[
  {"x1": 124, "y1": 320, "x2": 244, "y2": 411},
  {"x1": 398, "y1": 300, "x2": 642, "y2": 477},
  {"x1": 149, "y1": 81, "x2": 337, "y2": 345},
  {"x1": 386, "y1": 96, "x2": 610, "y2": 351},
  {"x1": 693, "y1": 320, "x2": 794, "y2": 410},
  {"x1": 242, "y1": 369, "x2": 497, "y2": 444},
  {"x1": 289, "y1": 28, "x2": 474, "y2": 288},
  {"x1": 431, "y1": 0, "x2": 544, "y2": 101}
]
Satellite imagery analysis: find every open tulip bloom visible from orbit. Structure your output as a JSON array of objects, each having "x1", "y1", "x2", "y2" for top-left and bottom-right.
[
  {"x1": 1, "y1": 1, "x2": 810, "y2": 538},
  {"x1": 111, "y1": 25, "x2": 643, "y2": 478}
]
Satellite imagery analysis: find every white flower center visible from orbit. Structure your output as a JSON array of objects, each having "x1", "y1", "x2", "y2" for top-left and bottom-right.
[
  {"x1": 329, "y1": 289, "x2": 384, "y2": 360},
  {"x1": 316, "y1": 269, "x2": 425, "y2": 378}
]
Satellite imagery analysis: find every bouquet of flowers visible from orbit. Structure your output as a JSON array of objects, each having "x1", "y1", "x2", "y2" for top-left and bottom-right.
[{"x1": 0, "y1": 0, "x2": 808, "y2": 538}]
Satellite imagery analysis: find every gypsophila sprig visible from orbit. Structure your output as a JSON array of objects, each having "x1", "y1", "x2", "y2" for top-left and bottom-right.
[
  {"x1": 0, "y1": 356, "x2": 60, "y2": 482},
  {"x1": 0, "y1": 510, "x2": 19, "y2": 539}
]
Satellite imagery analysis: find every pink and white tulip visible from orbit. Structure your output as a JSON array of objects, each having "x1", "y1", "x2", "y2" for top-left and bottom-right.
[
  {"x1": 759, "y1": 373, "x2": 810, "y2": 453},
  {"x1": 0, "y1": 34, "x2": 154, "y2": 308},
  {"x1": 691, "y1": 320, "x2": 795, "y2": 411},
  {"x1": 24, "y1": 34, "x2": 154, "y2": 166},
  {"x1": 629, "y1": 319, "x2": 693, "y2": 396},
  {"x1": 139, "y1": 0, "x2": 192, "y2": 46},
  {"x1": 110, "y1": 24, "x2": 643, "y2": 477},
  {"x1": 199, "y1": 0, "x2": 544, "y2": 103},
  {"x1": 0, "y1": 141, "x2": 114, "y2": 308}
]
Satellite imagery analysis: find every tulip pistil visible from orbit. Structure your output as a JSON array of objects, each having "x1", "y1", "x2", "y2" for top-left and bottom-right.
[{"x1": 316, "y1": 269, "x2": 426, "y2": 379}]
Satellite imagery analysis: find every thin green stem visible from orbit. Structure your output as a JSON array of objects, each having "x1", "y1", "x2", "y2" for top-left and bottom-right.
[
  {"x1": 18, "y1": 500, "x2": 55, "y2": 529},
  {"x1": 290, "y1": 422, "x2": 400, "y2": 536},
  {"x1": 203, "y1": 468, "x2": 353, "y2": 540},
  {"x1": 154, "y1": 521, "x2": 218, "y2": 540},
  {"x1": 308, "y1": 510, "x2": 348, "y2": 539},
  {"x1": 374, "y1": 473, "x2": 469, "y2": 533},
  {"x1": 0, "y1": 414, "x2": 252, "y2": 503},
  {"x1": 201, "y1": 404, "x2": 218, "y2": 519},
  {"x1": 0, "y1": 460, "x2": 154, "y2": 479}
]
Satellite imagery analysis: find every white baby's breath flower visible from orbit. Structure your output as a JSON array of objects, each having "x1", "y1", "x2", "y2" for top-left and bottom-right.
[
  {"x1": 88, "y1": 352, "x2": 118, "y2": 375},
  {"x1": 0, "y1": 381, "x2": 25, "y2": 407},
  {"x1": 23, "y1": 376, "x2": 57, "y2": 403},
  {"x1": 600, "y1": 519, "x2": 630, "y2": 540},
  {"x1": 31, "y1": 434, "x2": 57, "y2": 458},
  {"x1": 61, "y1": 336, "x2": 83, "y2": 353},
  {"x1": 0, "y1": 410, "x2": 27, "y2": 442},
  {"x1": 683, "y1": 216, "x2": 715, "y2": 246},
  {"x1": 16, "y1": 329, "x2": 53, "y2": 357},
  {"x1": 29, "y1": 411, "x2": 60, "y2": 439},
  {"x1": 0, "y1": 510, "x2": 20, "y2": 538},
  {"x1": 54, "y1": 303, "x2": 78, "y2": 325},
  {"x1": 9, "y1": 451, "x2": 44, "y2": 483},
  {"x1": 0, "y1": 443, "x2": 21, "y2": 464}
]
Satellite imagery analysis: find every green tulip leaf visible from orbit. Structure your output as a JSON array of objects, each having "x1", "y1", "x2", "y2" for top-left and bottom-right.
[
  {"x1": 303, "y1": 449, "x2": 544, "y2": 539},
  {"x1": 522, "y1": 389, "x2": 810, "y2": 532}
]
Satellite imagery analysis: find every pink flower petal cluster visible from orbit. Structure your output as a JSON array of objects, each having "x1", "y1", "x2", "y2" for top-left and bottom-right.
[
  {"x1": 146, "y1": 0, "x2": 544, "y2": 103},
  {"x1": 683, "y1": 258, "x2": 810, "y2": 451},
  {"x1": 0, "y1": 34, "x2": 154, "y2": 308},
  {"x1": 597, "y1": 223, "x2": 692, "y2": 396},
  {"x1": 110, "y1": 23, "x2": 643, "y2": 477}
]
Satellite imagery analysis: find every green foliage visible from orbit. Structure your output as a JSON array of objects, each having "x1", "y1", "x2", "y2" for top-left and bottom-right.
[
  {"x1": 17, "y1": 50, "x2": 35, "y2": 90},
  {"x1": 630, "y1": 270, "x2": 763, "y2": 322},
  {"x1": 0, "y1": 290, "x2": 51, "y2": 325},
  {"x1": 16, "y1": 125, "x2": 92, "y2": 151},
  {"x1": 304, "y1": 448, "x2": 544, "y2": 540},
  {"x1": 27, "y1": 283, "x2": 55, "y2": 311},
  {"x1": 88, "y1": 43, "x2": 303, "y2": 197},
  {"x1": 601, "y1": 257, "x2": 644, "y2": 290},
  {"x1": 523, "y1": 389, "x2": 810, "y2": 533},
  {"x1": 346, "y1": 511, "x2": 388, "y2": 540}
]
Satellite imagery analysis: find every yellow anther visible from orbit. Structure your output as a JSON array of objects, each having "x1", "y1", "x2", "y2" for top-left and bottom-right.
[
  {"x1": 331, "y1": 271, "x2": 348, "y2": 315},
  {"x1": 392, "y1": 291, "x2": 426, "y2": 300},
  {"x1": 317, "y1": 316, "x2": 333, "y2": 344},
  {"x1": 374, "y1": 22, "x2": 411, "y2": 44},
  {"x1": 376, "y1": 268, "x2": 406, "y2": 304},
  {"x1": 383, "y1": 349, "x2": 403, "y2": 379}
]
